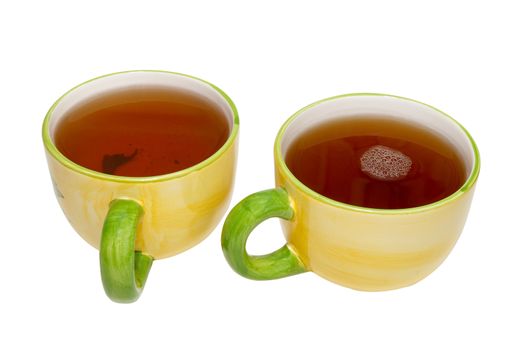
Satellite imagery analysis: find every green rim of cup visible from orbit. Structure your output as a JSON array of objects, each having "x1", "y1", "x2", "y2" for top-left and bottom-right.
[
  {"x1": 274, "y1": 93, "x2": 481, "y2": 215},
  {"x1": 42, "y1": 70, "x2": 239, "y2": 183}
]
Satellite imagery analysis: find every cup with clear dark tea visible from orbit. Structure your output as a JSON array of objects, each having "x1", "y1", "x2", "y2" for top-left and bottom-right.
[{"x1": 43, "y1": 71, "x2": 239, "y2": 303}]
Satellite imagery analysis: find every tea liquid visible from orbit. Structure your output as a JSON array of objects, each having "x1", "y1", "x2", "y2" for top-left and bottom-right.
[
  {"x1": 285, "y1": 117, "x2": 466, "y2": 209},
  {"x1": 54, "y1": 88, "x2": 229, "y2": 177}
]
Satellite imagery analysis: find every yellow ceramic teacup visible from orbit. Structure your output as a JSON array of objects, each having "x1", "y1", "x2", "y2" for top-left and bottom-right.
[
  {"x1": 43, "y1": 71, "x2": 239, "y2": 302},
  {"x1": 222, "y1": 93, "x2": 479, "y2": 291}
]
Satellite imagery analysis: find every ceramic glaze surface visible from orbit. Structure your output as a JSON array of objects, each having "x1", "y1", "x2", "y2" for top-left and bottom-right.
[
  {"x1": 276, "y1": 166, "x2": 475, "y2": 290},
  {"x1": 46, "y1": 141, "x2": 237, "y2": 259}
]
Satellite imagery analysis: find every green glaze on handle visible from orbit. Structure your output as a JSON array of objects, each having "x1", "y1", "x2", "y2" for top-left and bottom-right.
[
  {"x1": 221, "y1": 188, "x2": 306, "y2": 280},
  {"x1": 100, "y1": 199, "x2": 153, "y2": 303}
]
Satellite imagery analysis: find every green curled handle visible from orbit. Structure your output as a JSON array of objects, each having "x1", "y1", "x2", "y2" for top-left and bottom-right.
[
  {"x1": 100, "y1": 199, "x2": 153, "y2": 303},
  {"x1": 221, "y1": 188, "x2": 307, "y2": 280}
]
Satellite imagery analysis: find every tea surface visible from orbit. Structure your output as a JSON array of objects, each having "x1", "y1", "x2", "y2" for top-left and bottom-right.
[
  {"x1": 285, "y1": 117, "x2": 466, "y2": 209},
  {"x1": 54, "y1": 88, "x2": 229, "y2": 177}
]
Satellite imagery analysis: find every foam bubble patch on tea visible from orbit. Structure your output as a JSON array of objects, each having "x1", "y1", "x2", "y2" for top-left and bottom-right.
[{"x1": 360, "y1": 145, "x2": 412, "y2": 181}]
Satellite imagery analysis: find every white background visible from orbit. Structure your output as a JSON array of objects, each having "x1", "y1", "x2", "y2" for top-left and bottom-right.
[{"x1": 1, "y1": 0, "x2": 520, "y2": 349}]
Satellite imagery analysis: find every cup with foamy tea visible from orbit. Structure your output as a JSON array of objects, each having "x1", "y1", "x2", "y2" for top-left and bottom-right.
[
  {"x1": 221, "y1": 94, "x2": 479, "y2": 291},
  {"x1": 43, "y1": 71, "x2": 239, "y2": 302}
]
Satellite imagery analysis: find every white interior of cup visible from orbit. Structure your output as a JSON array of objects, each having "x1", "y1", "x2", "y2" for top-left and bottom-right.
[
  {"x1": 280, "y1": 95, "x2": 476, "y2": 176},
  {"x1": 48, "y1": 71, "x2": 235, "y2": 141}
]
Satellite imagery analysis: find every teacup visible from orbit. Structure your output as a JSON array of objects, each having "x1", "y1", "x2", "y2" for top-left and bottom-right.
[
  {"x1": 221, "y1": 93, "x2": 479, "y2": 291},
  {"x1": 43, "y1": 71, "x2": 239, "y2": 302}
]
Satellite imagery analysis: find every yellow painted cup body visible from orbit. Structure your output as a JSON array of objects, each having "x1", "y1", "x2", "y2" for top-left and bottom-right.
[
  {"x1": 43, "y1": 71, "x2": 239, "y2": 260},
  {"x1": 276, "y1": 161, "x2": 475, "y2": 291}
]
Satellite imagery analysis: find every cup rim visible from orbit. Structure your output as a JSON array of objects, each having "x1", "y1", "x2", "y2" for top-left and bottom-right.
[
  {"x1": 274, "y1": 93, "x2": 480, "y2": 215},
  {"x1": 42, "y1": 70, "x2": 239, "y2": 183}
]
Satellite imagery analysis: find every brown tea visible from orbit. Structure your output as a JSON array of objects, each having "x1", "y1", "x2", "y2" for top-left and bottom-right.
[
  {"x1": 285, "y1": 117, "x2": 466, "y2": 209},
  {"x1": 54, "y1": 88, "x2": 229, "y2": 177}
]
